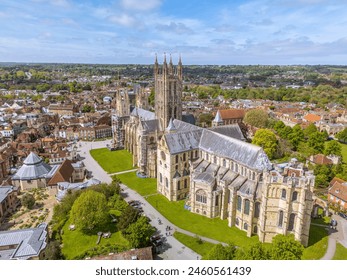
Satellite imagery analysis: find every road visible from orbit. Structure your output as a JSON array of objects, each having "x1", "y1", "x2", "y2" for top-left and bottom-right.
[{"x1": 78, "y1": 140, "x2": 201, "y2": 260}]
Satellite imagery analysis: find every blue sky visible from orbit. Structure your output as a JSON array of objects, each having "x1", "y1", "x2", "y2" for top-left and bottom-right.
[{"x1": 0, "y1": 0, "x2": 346, "y2": 65}]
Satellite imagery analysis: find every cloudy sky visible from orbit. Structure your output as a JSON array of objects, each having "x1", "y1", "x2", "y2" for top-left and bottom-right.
[{"x1": 0, "y1": 0, "x2": 346, "y2": 65}]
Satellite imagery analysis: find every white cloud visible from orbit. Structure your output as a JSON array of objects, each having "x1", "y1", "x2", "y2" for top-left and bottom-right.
[
  {"x1": 108, "y1": 14, "x2": 137, "y2": 27},
  {"x1": 120, "y1": 0, "x2": 161, "y2": 11}
]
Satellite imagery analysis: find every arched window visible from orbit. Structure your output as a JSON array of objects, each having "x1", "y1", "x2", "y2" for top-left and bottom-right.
[
  {"x1": 292, "y1": 191, "x2": 298, "y2": 201},
  {"x1": 278, "y1": 210, "x2": 284, "y2": 227},
  {"x1": 235, "y1": 218, "x2": 239, "y2": 226},
  {"x1": 244, "y1": 223, "x2": 248, "y2": 230},
  {"x1": 214, "y1": 156, "x2": 217, "y2": 164},
  {"x1": 223, "y1": 159, "x2": 226, "y2": 167},
  {"x1": 183, "y1": 153, "x2": 186, "y2": 161},
  {"x1": 281, "y1": 189, "x2": 287, "y2": 199},
  {"x1": 237, "y1": 196, "x2": 242, "y2": 211},
  {"x1": 175, "y1": 155, "x2": 178, "y2": 163},
  {"x1": 159, "y1": 173, "x2": 162, "y2": 183},
  {"x1": 184, "y1": 179, "x2": 188, "y2": 188},
  {"x1": 165, "y1": 178, "x2": 168, "y2": 188},
  {"x1": 254, "y1": 202, "x2": 261, "y2": 218},
  {"x1": 254, "y1": 225, "x2": 258, "y2": 234},
  {"x1": 288, "y1": 213, "x2": 295, "y2": 231},
  {"x1": 244, "y1": 199, "x2": 250, "y2": 215},
  {"x1": 196, "y1": 190, "x2": 207, "y2": 204},
  {"x1": 177, "y1": 181, "x2": 181, "y2": 190}
]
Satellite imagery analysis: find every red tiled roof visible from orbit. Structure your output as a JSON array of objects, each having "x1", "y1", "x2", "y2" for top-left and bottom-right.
[
  {"x1": 304, "y1": 113, "x2": 321, "y2": 123},
  {"x1": 328, "y1": 177, "x2": 347, "y2": 203},
  {"x1": 218, "y1": 109, "x2": 245, "y2": 120},
  {"x1": 311, "y1": 154, "x2": 333, "y2": 165},
  {"x1": 48, "y1": 159, "x2": 74, "y2": 186}
]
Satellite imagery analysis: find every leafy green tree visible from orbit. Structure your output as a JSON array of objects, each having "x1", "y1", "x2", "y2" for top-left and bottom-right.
[
  {"x1": 205, "y1": 243, "x2": 236, "y2": 260},
  {"x1": 118, "y1": 205, "x2": 140, "y2": 231},
  {"x1": 122, "y1": 216, "x2": 155, "y2": 248},
  {"x1": 304, "y1": 123, "x2": 318, "y2": 138},
  {"x1": 336, "y1": 128, "x2": 347, "y2": 143},
  {"x1": 307, "y1": 131, "x2": 326, "y2": 153},
  {"x1": 42, "y1": 240, "x2": 64, "y2": 260},
  {"x1": 252, "y1": 129, "x2": 278, "y2": 159},
  {"x1": 236, "y1": 242, "x2": 270, "y2": 260},
  {"x1": 198, "y1": 113, "x2": 214, "y2": 127},
  {"x1": 288, "y1": 125, "x2": 304, "y2": 150},
  {"x1": 244, "y1": 109, "x2": 269, "y2": 128},
  {"x1": 324, "y1": 140, "x2": 342, "y2": 156},
  {"x1": 70, "y1": 190, "x2": 109, "y2": 233},
  {"x1": 21, "y1": 193, "x2": 35, "y2": 209},
  {"x1": 269, "y1": 234, "x2": 304, "y2": 260}
]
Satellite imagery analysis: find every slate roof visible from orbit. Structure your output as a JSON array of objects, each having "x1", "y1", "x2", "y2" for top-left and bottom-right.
[
  {"x1": 0, "y1": 223, "x2": 47, "y2": 260},
  {"x1": 208, "y1": 124, "x2": 245, "y2": 141},
  {"x1": 0, "y1": 186, "x2": 14, "y2": 204},
  {"x1": 193, "y1": 172, "x2": 216, "y2": 186},
  {"x1": 199, "y1": 129, "x2": 272, "y2": 172},
  {"x1": 213, "y1": 110, "x2": 223, "y2": 123},
  {"x1": 56, "y1": 178, "x2": 101, "y2": 201},
  {"x1": 131, "y1": 107, "x2": 156, "y2": 120},
  {"x1": 164, "y1": 129, "x2": 203, "y2": 155},
  {"x1": 141, "y1": 119, "x2": 159, "y2": 132},
  {"x1": 12, "y1": 152, "x2": 52, "y2": 180}
]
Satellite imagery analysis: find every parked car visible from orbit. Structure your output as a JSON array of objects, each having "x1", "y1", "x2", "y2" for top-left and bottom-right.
[{"x1": 338, "y1": 212, "x2": 347, "y2": 219}]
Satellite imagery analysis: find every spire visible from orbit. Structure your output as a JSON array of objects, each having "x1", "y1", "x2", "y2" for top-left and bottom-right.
[
  {"x1": 212, "y1": 110, "x2": 223, "y2": 127},
  {"x1": 166, "y1": 118, "x2": 176, "y2": 133},
  {"x1": 163, "y1": 52, "x2": 168, "y2": 74},
  {"x1": 177, "y1": 53, "x2": 183, "y2": 79},
  {"x1": 168, "y1": 53, "x2": 173, "y2": 74},
  {"x1": 154, "y1": 53, "x2": 159, "y2": 76}
]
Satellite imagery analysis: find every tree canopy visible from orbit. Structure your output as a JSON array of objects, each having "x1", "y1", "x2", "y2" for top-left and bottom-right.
[
  {"x1": 269, "y1": 234, "x2": 304, "y2": 260},
  {"x1": 70, "y1": 190, "x2": 109, "y2": 233},
  {"x1": 252, "y1": 129, "x2": 278, "y2": 159},
  {"x1": 122, "y1": 216, "x2": 155, "y2": 248},
  {"x1": 244, "y1": 109, "x2": 269, "y2": 128},
  {"x1": 205, "y1": 243, "x2": 236, "y2": 260}
]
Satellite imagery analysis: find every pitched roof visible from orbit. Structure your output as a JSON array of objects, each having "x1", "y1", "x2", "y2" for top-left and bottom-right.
[
  {"x1": 0, "y1": 223, "x2": 47, "y2": 260},
  {"x1": 304, "y1": 113, "x2": 321, "y2": 123},
  {"x1": 48, "y1": 159, "x2": 74, "y2": 186},
  {"x1": 199, "y1": 129, "x2": 272, "y2": 172},
  {"x1": 219, "y1": 109, "x2": 245, "y2": 120},
  {"x1": 213, "y1": 110, "x2": 223, "y2": 123},
  {"x1": 328, "y1": 177, "x2": 347, "y2": 202},
  {"x1": 208, "y1": 124, "x2": 245, "y2": 141},
  {"x1": 12, "y1": 152, "x2": 52, "y2": 180},
  {"x1": 310, "y1": 154, "x2": 333, "y2": 165}
]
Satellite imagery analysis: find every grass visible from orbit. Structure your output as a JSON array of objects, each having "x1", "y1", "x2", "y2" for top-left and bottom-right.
[
  {"x1": 341, "y1": 143, "x2": 347, "y2": 163},
  {"x1": 117, "y1": 171, "x2": 157, "y2": 196},
  {"x1": 90, "y1": 148, "x2": 134, "y2": 174},
  {"x1": 61, "y1": 217, "x2": 129, "y2": 260},
  {"x1": 302, "y1": 225, "x2": 329, "y2": 260},
  {"x1": 333, "y1": 243, "x2": 347, "y2": 260},
  {"x1": 173, "y1": 232, "x2": 216, "y2": 258},
  {"x1": 146, "y1": 194, "x2": 259, "y2": 247}
]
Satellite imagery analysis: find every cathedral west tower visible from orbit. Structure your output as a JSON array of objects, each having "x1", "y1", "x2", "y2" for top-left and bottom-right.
[{"x1": 154, "y1": 54, "x2": 183, "y2": 131}]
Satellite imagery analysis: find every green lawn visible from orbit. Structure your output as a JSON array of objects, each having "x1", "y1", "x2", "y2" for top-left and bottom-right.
[
  {"x1": 302, "y1": 225, "x2": 329, "y2": 260},
  {"x1": 146, "y1": 194, "x2": 259, "y2": 247},
  {"x1": 173, "y1": 232, "x2": 216, "y2": 258},
  {"x1": 61, "y1": 218, "x2": 129, "y2": 259},
  {"x1": 117, "y1": 171, "x2": 157, "y2": 196},
  {"x1": 333, "y1": 243, "x2": 347, "y2": 260},
  {"x1": 341, "y1": 143, "x2": 347, "y2": 163},
  {"x1": 90, "y1": 148, "x2": 134, "y2": 174}
]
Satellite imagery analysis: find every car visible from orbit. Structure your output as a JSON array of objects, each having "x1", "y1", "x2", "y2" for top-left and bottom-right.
[{"x1": 338, "y1": 212, "x2": 347, "y2": 219}]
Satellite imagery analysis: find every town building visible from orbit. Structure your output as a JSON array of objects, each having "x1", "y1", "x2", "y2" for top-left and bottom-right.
[{"x1": 328, "y1": 177, "x2": 347, "y2": 210}]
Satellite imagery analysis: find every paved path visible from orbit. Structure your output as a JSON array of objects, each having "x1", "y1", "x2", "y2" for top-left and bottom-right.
[
  {"x1": 78, "y1": 140, "x2": 206, "y2": 260},
  {"x1": 320, "y1": 214, "x2": 347, "y2": 260},
  {"x1": 109, "y1": 169, "x2": 138, "y2": 176}
]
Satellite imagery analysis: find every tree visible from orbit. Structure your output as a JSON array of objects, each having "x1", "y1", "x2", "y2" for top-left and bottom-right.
[
  {"x1": 118, "y1": 205, "x2": 140, "y2": 231},
  {"x1": 336, "y1": 128, "x2": 347, "y2": 143},
  {"x1": 269, "y1": 234, "x2": 304, "y2": 260},
  {"x1": 252, "y1": 129, "x2": 278, "y2": 159},
  {"x1": 41, "y1": 240, "x2": 63, "y2": 260},
  {"x1": 21, "y1": 193, "x2": 35, "y2": 209},
  {"x1": 205, "y1": 243, "x2": 236, "y2": 260},
  {"x1": 70, "y1": 190, "x2": 109, "y2": 233},
  {"x1": 236, "y1": 242, "x2": 270, "y2": 260},
  {"x1": 244, "y1": 109, "x2": 269, "y2": 128},
  {"x1": 307, "y1": 131, "x2": 326, "y2": 154},
  {"x1": 198, "y1": 113, "x2": 214, "y2": 127},
  {"x1": 324, "y1": 140, "x2": 342, "y2": 156},
  {"x1": 304, "y1": 123, "x2": 318, "y2": 138},
  {"x1": 122, "y1": 216, "x2": 155, "y2": 248},
  {"x1": 288, "y1": 125, "x2": 304, "y2": 150}
]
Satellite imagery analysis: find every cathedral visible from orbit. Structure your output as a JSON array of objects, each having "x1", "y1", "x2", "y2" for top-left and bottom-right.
[{"x1": 112, "y1": 56, "x2": 315, "y2": 246}]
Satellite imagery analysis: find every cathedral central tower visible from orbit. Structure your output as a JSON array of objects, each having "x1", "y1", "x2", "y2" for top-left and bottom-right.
[{"x1": 154, "y1": 54, "x2": 183, "y2": 130}]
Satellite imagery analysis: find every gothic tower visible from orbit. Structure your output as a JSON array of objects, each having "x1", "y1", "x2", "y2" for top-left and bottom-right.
[{"x1": 154, "y1": 54, "x2": 183, "y2": 131}]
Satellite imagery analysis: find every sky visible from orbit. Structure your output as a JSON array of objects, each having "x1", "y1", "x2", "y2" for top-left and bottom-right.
[{"x1": 0, "y1": 0, "x2": 347, "y2": 65}]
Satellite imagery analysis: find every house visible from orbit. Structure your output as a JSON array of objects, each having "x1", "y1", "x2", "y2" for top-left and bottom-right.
[
  {"x1": 0, "y1": 223, "x2": 48, "y2": 260},
  {"x1": 212, "y1": 109, "x2": 245, "y2": 126},
  {"x1": 308, "y1": 154, "x2": 341, "y2": 165},
  {"x1": 56, "y1": 178, "x2": 101, "y2": 201},
  {"x1": 0, "y1": 186, "x2": 19, "y2": 226},
  {"x1": 328, "y1": 177, "x2": 347, "y2": 210},
  {"x1": 303, "y1": 113, "x2": 321, "y2": 124}
]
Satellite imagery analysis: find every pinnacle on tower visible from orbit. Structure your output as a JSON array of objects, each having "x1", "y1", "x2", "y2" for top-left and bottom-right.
[{"x1": 166, "y1": 118, "x2": 177, "y2": 133}]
